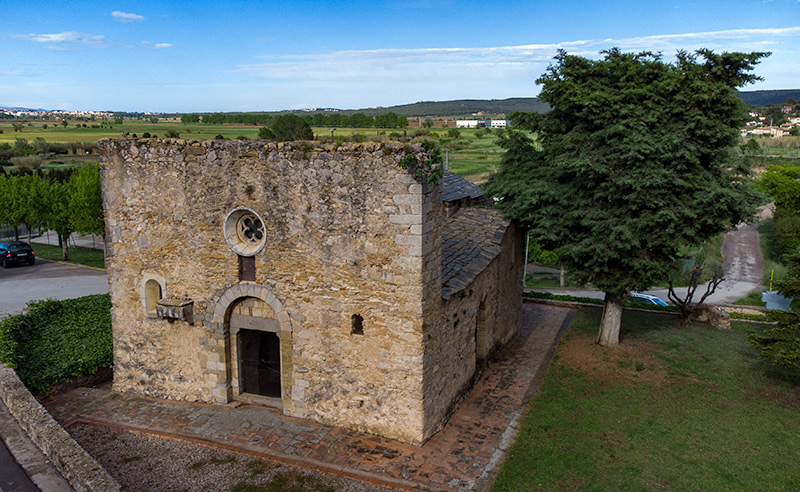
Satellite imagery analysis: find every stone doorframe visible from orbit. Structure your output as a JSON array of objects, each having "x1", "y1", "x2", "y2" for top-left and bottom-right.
[{"x1": 211, "y1": 283, "x2": 293, "y2": 410}]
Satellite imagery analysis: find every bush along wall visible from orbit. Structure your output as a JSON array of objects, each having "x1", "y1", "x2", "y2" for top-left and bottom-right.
[{"x1": 0, "y1": 294, "x2": 112, "y2": 395}]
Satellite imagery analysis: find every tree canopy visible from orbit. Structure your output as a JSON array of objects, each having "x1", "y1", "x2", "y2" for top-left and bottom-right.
[
  {"x1": 0, "y1": 165, "x2": 103, "y2": 260},
  {"x1": 749, "y1": 165, "x2": 800, "y2": 373},
  {"x1": 484, "y1": 48, "x2": 768, "y2": 346},
  {"x1": 270, "y1": 115, "x2": 314, "y2": 141}
]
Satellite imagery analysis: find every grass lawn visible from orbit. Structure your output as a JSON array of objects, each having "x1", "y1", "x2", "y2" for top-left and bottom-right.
[
  {"x1": 493, "y1": 307, "x2": 800, "y2": 492},
  {"x1": 734, "y1": 291, "x2": 766, "y2": 307},
  {"x1": 33, "y1": 243, "x2": 105, "y2": 269}
]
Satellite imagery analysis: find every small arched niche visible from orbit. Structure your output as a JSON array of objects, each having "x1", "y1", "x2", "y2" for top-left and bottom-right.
[{"x1": 141, "y1": 273, "x2": 166, "y2": 318}]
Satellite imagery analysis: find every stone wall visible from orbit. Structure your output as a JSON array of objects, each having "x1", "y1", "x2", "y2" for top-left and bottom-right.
[
  {"x1": 423, "y1": 217, "x2": 524, "y2": 438},
  {"x1": 100, "y1": 138, "x2": 523, "y2": 445},
  {"x1": 0, "y1": 365, "x2": 121, "y2": 492},
  {"x1": 100, "y1": 139, "x2": 442, "y2": 444}
]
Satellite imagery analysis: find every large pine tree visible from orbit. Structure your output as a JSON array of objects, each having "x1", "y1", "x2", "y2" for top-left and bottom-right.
[{"x1": 485, "y1": 48, "x2": 767, "y2": 346}]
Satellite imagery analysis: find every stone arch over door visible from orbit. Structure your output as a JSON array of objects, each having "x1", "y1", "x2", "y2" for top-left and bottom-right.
[{"x1": 212, "y1": 283, "x2": 293, "y2": 410}]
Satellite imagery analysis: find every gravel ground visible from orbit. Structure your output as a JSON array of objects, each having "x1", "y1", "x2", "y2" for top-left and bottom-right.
[{"x1": 68, "y1": 424, "x2": 398, "y2": 492}]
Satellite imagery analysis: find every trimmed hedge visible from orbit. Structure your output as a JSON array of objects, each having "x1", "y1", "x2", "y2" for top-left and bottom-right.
[{"x1": 0, "y1": 294, "x2": 112, "y2": 395}]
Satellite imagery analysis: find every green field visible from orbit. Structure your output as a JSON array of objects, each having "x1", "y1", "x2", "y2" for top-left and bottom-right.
[
  {"x1": 0, "y1": 120, "x2": 504, "y2": 183},
  {"x1": 0, "y1": 120, "x2": 261, "y2": 142}
]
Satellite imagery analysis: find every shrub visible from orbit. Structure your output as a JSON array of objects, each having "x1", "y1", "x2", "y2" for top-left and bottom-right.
[
  {"x1": 164, "y1": 130, "x2": 180, "y2": 138},
  {"x1": 257, "y1": 127, "x2": 274, "y2": 139},
  {"x1": 9, "y1": 154, "x2": 43, "y2": 169},
  {"x1": 0, "y1": 294, "x2": 112, "y2": 395},
  {"x1": 271, "y1": 114, "x2": 313, "y2": 141}
]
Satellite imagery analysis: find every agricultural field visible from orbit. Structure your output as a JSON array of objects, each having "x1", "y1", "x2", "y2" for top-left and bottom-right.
[{"x1": 0, "y1": 119, "x2": 505, "y2": 183}]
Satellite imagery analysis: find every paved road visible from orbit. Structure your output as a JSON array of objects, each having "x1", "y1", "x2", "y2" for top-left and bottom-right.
[
  {"x1": 0, "y1": 259, "x2": 108, "y2": 318},
  {"x1": 529, "y1": 220, "x2": 765, "y2": 305},
  {"x1": 0, "y1": 399, "x2": 72, "y2": 492},
  {"x1": 0, "y1": 437, "x2": 40, "y2": 492}
]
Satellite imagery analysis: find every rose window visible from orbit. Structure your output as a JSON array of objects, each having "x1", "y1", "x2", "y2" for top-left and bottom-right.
[
  {"x1": 224, "y1": 207, "x2": 267, "y2": 256},
  {"x1": 238, "y1": 215, "x2": 264, "y2": 244}
]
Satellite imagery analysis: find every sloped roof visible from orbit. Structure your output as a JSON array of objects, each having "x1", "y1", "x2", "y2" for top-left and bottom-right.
[
  {"x1": 441, "y1": 207, "x2": 509, "y2": 300},
  {"x1": 439, "y1": 171, "x2": 484, "y2": 203}
]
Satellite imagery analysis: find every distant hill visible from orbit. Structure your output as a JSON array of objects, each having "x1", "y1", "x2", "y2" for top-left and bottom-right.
[
  {"x1": 362, "y1": 98, "x2": 551, "y2": 117},
  {"x1": 282, "y1": 98, "x2": 551, "y2": 118},
  {"x1": 4, "y1": 89, "x2": 797, "y2": 117},
  {"x1": 737, "y1": 90, "x2": 800, "y2": 106},
  {"x1": 280, "y1": 91, "x2": 797, "y2": 117}
]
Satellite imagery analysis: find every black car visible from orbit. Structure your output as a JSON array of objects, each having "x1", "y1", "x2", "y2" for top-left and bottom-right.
[{"x1": 0, "y1": 241, "x2": 36, "y2": 268}]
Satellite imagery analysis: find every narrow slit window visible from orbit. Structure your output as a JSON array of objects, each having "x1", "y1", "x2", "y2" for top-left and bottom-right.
[
  {"x1": 351, "y1": 314, "x2": 364, "y2": 335},
  {"x1": 239, "y1": 255, "x2": 256, "y2": 281}
]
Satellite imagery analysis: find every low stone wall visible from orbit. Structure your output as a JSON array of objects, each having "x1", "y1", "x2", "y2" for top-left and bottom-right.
[{"x1": 0, "y1": 365, "x2": 120, "y2": 492}]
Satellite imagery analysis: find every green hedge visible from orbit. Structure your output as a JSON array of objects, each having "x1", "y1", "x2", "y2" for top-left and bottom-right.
[{"x1": 0, "y1": 294, "x2": 112, "y2": 395}]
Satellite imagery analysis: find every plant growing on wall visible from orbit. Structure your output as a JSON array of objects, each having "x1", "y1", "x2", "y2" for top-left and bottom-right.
[{"x1": 398, "y1": 139, "x2": 444, "y2": 185}]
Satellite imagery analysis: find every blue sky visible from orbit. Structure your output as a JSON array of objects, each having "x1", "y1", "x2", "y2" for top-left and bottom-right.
[{"x1": 2, "y1": 0, "x2": 798, "y2": 113}]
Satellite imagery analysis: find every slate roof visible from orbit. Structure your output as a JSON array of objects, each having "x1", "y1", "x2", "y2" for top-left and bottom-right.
[
  {"x1": 441, "y1": 207, "x2": 509, "y2": 300},
  {"x1": 439, "y1": 171, "x2": 484, "y2": 203}
]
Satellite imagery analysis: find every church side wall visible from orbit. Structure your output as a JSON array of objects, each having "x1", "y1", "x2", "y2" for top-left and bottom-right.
[
  {"x1": 422, "y1": 221, "x2": 524, "y2": 441},
  {"x1": 493, "y1": 221, "x2": 525, "y2": 347}
]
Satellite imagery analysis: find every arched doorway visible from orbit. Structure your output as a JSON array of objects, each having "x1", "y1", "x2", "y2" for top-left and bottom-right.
[
  {"x1": 230, "y1": 297, "x2": 282, "y2": 398},
  {"x1": 211, "y1": 284, "x2": 293, "y2": 408}
]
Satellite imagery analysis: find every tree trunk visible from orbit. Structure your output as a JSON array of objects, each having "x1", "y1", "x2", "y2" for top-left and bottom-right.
[
  {"x1": 597, "y1": 292, "x2": 623, "y2": 347},
  {"x1": 60, "y1": 234, "x2": 69, "y2": 261},
  {"x1": 560, "y1": 264, "x2": 566, "y2": 288}
]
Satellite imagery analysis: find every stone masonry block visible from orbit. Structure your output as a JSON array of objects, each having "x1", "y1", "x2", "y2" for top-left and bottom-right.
[
  {"x1": 389, "y1": 214, "x2": 423, "y2": 225},
  {"x1": 393, "y1": 194, "x2": 419, "y2": 205},
  {"x1": 395, "y1": 234, "x2": 420, "y2": 246}
]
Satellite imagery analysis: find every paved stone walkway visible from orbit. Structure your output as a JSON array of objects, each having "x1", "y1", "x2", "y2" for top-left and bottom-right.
[{"x1": 43, "y1": 303, "x2": 573, "y2": 491}]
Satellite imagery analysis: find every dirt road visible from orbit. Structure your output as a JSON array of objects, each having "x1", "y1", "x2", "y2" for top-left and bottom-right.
[{"x1": 710, "y1": 221, "x2": 764, "y2": 303}]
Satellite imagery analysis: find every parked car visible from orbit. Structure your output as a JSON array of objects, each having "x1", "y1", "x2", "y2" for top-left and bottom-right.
[
  {"x1": 0, "y1": 241, "x2": 36, "y2": 268},
  {"x1": 628, "y1": 292, "x2": 668, "y2": 307}
]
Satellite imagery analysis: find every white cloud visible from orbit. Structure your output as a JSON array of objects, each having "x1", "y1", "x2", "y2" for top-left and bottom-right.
[
  {"x1": 10, "y1": 31, "x2": 106, "y2": 52},
  {"x1": 612, "y1": 26, "x2": 800, "y2": 44},
  {"x1": 0, "y1": 69, "x2": 26, "y2": 76},
  {"x1": 112, "y1": 11, "x2": 146, "y2": 23},
  {"x1": 237, "y1": 26, "x2": 800, "y2": 85},
  {"x1": 12, "y1": 31, "x2": 105, "y2": 45},
  {"x1": 240, "y1": 40, "x2": 591, "y2": 81},
  {"x1": 141, "y1": 41, "x2": 175, "y2": 49}
]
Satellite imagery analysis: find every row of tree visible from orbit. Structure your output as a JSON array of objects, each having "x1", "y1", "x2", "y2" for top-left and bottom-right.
[
  {"x1": 183, "y1": 111, "x2": 409, "y2": 129},
  {"x1": 0, "y1": 165, "x2": 103, "y2": 261},
  {"x1": 0, "y1": 139, "x2": 97, "y2": 166}
]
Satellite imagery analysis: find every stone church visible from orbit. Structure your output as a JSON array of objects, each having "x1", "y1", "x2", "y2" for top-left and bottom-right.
[{"x1": 99, "y1": 138, "x2": 523, "y2": 445}]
